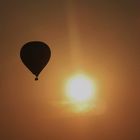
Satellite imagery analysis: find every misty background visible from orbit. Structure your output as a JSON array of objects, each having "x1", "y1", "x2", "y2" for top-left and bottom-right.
[{"x1": 0, "y1": 0, "x2": 140, "y2": 140}]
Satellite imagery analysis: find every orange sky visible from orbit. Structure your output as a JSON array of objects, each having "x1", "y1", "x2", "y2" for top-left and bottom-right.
[{"x1": 0, "y1": 0, "x2": 140, "y2": 140}]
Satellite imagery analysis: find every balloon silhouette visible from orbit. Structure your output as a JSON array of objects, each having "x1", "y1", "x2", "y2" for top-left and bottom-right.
[{"x1": 20, "y1": 41, "x2": 51, "y2": 80}]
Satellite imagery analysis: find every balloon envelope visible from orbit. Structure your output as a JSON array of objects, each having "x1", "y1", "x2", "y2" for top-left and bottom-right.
[{"x1": 20, "y1": 41, "x2": 51, "y2": 80}]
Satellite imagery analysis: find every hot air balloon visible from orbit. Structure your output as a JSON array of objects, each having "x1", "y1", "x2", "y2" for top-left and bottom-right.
[{"x1": 20, "y1": 41, "x2": 51, "y2": 80}]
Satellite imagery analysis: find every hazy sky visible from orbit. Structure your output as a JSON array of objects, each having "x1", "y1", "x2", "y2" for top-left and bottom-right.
[{"x1": 1, "y1": 0, "x2": 140, "y2": 140}]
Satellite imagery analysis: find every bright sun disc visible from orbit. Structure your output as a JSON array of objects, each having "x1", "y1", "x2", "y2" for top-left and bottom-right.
[{"x1": 66, "y1": 74, "x2": 95, "y2": 103}]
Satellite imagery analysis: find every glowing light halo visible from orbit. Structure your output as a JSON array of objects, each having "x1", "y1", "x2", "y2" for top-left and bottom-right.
[{"x1": 66, "y1": 74, "x2": 94, "y2": 102}]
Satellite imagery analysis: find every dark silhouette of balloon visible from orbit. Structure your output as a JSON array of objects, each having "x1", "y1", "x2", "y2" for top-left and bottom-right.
[{"x1": 20, "y1": 41, "x2": 51, "y2": 80}]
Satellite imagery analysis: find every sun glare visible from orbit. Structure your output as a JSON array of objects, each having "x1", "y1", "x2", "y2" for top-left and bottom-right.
[{"x1": 65, "y1": 74, "x2": 96, "y2": 112}]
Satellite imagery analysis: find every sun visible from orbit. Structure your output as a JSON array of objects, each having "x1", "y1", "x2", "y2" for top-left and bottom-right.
[{"x1": 66, "y1": 74, "x2": 95, "y2": 104}]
